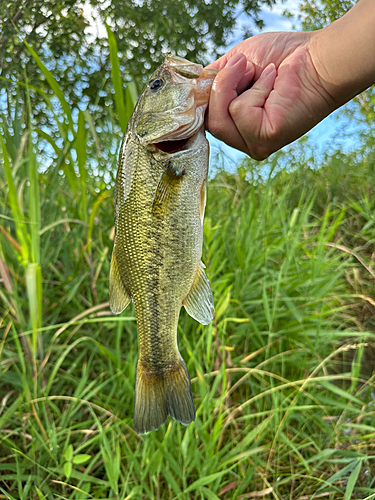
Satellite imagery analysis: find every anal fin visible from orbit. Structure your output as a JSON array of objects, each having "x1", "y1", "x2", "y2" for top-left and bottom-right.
[
  {"x1": 109, "y1": 251, "x2": 132, "y2": 314},
  {"x1": 183, "y1": 262, "x2": 214, "y2": 325}
]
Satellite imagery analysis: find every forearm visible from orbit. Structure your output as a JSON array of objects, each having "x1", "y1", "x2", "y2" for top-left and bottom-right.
[{"x1": 310, "y1": 0, "x2": 375, "y2": 107}]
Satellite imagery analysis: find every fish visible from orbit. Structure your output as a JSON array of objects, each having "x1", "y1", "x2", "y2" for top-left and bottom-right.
[{"x1": 109, "y1": 54, "x2": 217, "y2": 434}]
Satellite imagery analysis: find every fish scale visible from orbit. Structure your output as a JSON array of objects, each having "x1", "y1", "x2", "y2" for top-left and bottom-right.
[{"x1": 109, "y1": 55, "x2": 217, "y2": 433}]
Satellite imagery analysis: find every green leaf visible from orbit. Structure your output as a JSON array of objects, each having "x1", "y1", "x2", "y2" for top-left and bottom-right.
[
  {"x1": 162, "y1": 468, "x2": 182, "y2": 496},
  {"x1": 101, "y1": 437, "x2": 120, "y2": 494},
  {"x1": 215, "y1": 290, "x2": 231, "y2": 319},
  {"x1": 28, "y1": 139, "x2": 40, "y2": 264},
  {"x1": 124, "y1": 83, "x2": 137, "y2": 123},
  {"x1": 76, "y1": 110, "x2": 87, "y2": 222},
  {"x1": 1, "y1": 136, "x2": 29, "y2": 263},
  {"x1": 25, "y1": 42, "x2": 74, "y2": 131},
  {"x1": 87, "y1": 191, "x2": 108, "y2": 249},
  {"x1": 35, "y1": 486, "x2": 45, "y2": 500},
  {"x1": 64, "y1": 444, "x2": 74, "y2": 462},
  {"x1": 39, "y1": 218, "x2": 87, "y2": 236},
  {"x1": 34, "y1": 129, "x2": 61, "y2": 155},
  {"x1": 126, "y1": 81, "x2": 138, "y2": 106},
  {"x1": 202, "y1": 487, "x2": 221, "y2": 500},
  {"x1": 64, "y1": 461, "x2": 72, "y2": 480},
  {"x1": 0, "y1": 487, "x2": 17, "y2": 500},
  {"x1": 25, "y1": 263, "x2": 42, "y2": 357},
  {"x1": 319, "y1": 381, "x2": 363, "y2": 405},
  {"x1": 73, "y1": 454, "x2": 91, "y2": 465},
  {"x1": 317, "y1": 459, "x2": 359, "y2": 492}
]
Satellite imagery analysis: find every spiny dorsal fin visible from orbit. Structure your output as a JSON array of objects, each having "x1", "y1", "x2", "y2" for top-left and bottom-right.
[
  {"x1": 109, "y1": 251, "x2": 132, "y2": 314},
  {"x1": 151, "y1": 162, "x2": 184, "y2": 216},
  {"x1": 183, "y1": 262, "x2": 214, "y2": 325}
]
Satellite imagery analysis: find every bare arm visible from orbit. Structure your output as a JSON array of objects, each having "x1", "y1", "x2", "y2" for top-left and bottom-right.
[{"x1": 311, "y1": 0, "x2": 375, "y2": 105}]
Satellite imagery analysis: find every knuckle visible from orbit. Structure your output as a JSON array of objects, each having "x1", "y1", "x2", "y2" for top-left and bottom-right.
[
  {"x1": 228, "y1": 99, "x2": 242, "y2": 117},
  {"x1": 249, "y1": 145, "x2": 271, "y2": 161}
]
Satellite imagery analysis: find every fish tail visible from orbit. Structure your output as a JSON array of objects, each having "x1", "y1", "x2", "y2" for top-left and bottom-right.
[{"x1": 133, "y1": 357, "x2": 195, "y2": 434}]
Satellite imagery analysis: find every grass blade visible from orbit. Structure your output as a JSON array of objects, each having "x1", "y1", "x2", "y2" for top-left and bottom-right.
[
  {"x1": 106, "y1": 24, "x2": 127, "y2": 133},
  {"x1": 25, "y1": 42, "x2": 74, "y2": 131},
  {"x1": 1, "y1": 136, "x2": 29, "y2": 263},
  {"x1": 344, "y1": 459, "x2": 362, "y2": 500},
  {"x1": 26, "y1": 263, "x2": 42, "y2": 358}
]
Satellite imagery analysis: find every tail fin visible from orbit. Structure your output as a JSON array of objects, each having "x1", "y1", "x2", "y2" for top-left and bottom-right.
[{"x1": 133, "y1": 357, "x2": 195, "y2": 434}]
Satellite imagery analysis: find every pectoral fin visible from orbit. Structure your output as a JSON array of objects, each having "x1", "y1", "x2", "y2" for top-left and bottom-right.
[
  {"x1": 183, "y1": 262, "x2": 214, "y2": 325},
  {"x1": 199, "y1": 179, "x2": 206, "y2": 225},
  {"x1": 152, "y1": 162, "x2": 184, "y2": 216},
  {"x1": 109, "y1": 252, "x2": 132, "y2": 314}
]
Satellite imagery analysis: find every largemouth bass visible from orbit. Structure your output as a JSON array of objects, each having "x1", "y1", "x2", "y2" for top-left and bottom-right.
[{"x1": 109, "y1": 55, "x2": 217, "y2": 434}]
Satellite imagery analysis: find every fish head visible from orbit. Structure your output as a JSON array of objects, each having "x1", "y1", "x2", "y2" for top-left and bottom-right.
[{"x1": 133, "y1": 55, "x2": 217, "y2": 153}]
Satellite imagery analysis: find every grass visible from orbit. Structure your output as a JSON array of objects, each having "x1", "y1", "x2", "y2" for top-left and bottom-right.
[{"x1": 1, "y1": 40, "x2": 375, "y2": 500}]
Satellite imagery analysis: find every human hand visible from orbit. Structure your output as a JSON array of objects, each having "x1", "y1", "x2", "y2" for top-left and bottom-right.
[{"x1": 206, "y1": 32, "x2": 337, "y2": 160}]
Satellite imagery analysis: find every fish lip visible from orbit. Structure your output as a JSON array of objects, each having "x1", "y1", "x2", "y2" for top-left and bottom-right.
[
  {"x1": 162, "y1": 54, "x2": 218, "y2": 81},
  {"x1": 162, "y1": 54, "x2": 203, "y2": 80}
]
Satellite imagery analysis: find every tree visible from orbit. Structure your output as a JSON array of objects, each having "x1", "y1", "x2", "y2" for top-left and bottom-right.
[{"x1": 0, "y1": 0, "x2": 276, "y2": 122}]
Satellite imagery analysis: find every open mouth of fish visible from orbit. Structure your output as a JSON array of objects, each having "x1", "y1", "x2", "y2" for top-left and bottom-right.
[
  {"x1": 151, "y1": 58, "x2": 217, "y2": 155},
  {"x1": 154, "y1": 137, "x2": 191, "y2": 154}
]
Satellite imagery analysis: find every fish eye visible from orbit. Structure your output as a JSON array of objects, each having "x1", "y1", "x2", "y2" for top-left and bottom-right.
[{"x1": 149, "y1": 78, "x2": 164, "y2": 91}]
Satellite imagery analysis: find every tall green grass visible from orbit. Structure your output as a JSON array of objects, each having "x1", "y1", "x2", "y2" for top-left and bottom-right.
[{"x1": 1, "y1": 38, "x2": 375, "y2": 499}]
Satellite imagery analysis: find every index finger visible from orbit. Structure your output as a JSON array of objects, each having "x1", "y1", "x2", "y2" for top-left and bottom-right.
[{"x1": 207, "y1": 53, "x2": 253, "y2": 154}]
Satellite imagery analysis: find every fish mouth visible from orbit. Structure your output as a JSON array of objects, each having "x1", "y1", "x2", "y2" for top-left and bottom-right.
[
  {"x1": 153, "y1": 126, "x2": 206, "y2": 155},
  {"x1": 154, "y1": 137, "x2": 191, "y2": 154}
]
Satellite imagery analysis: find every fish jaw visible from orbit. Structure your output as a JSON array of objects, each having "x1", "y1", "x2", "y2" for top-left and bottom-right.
[{"x1": 153, "y1": 124, "x2": 206, "y2": 155}]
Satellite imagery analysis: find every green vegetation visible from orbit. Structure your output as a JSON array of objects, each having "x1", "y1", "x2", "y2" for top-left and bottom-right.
[{"x1": 1, "y1": 33, "x2": 375, "y2": 500}]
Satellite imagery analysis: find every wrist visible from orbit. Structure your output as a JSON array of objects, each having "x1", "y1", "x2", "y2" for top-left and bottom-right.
[{"x1": 308, "y1": 0, "x2": 375, "y2": 109}]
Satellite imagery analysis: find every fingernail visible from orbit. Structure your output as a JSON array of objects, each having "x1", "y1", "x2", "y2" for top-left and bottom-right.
[
  {"x1": 226, "y1": 53, "x2": 245, "y2": 68},
  {"x1": 262, "y1": 63, "x2": 276, "y2": 77}
]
